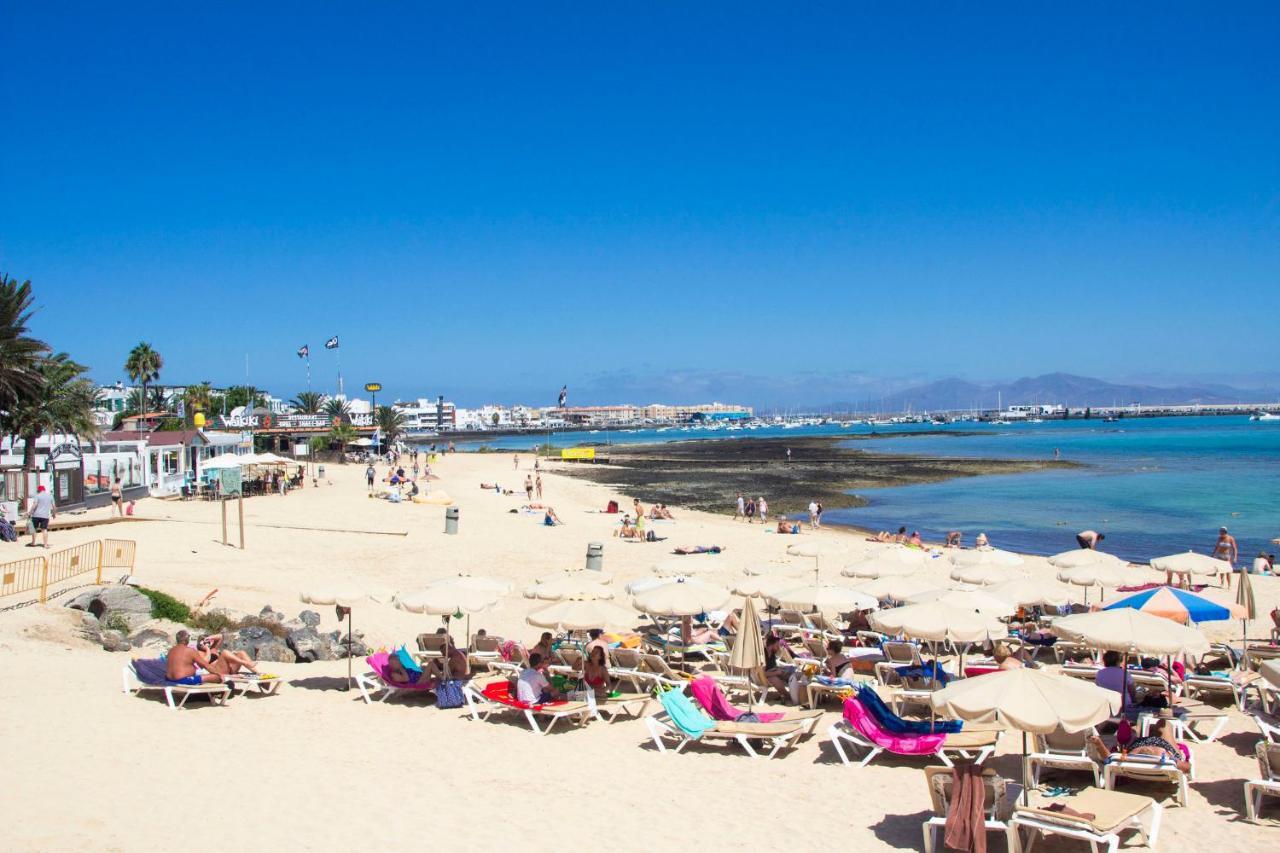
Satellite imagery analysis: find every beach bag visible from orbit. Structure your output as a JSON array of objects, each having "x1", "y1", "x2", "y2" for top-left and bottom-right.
[
  {"x1": 788, "y1": 671, "x2": 807, "y2": 706},
  {"x1": 0, "y1": 517, "x2": 15, "y2": 542},
  {"x1": 435, "y1": 679, "x2": 465, "y2": 709}
]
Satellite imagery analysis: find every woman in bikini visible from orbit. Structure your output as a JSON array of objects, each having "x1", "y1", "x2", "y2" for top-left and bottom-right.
[
  {"x1": 199, "y1": 634, "x2": 260, "y2": 678},
  {"x1": 583, "y1": 645, "x2": 614, "y2": 698}
]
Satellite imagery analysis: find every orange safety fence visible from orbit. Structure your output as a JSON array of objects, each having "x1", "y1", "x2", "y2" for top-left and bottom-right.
[{"x1": 0, "y1": 539, "x2": 137, "y2": 603}]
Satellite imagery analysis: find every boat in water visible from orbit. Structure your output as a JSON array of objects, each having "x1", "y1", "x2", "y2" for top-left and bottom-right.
[{"x1": 1250, "y1": 411, "x2": 1280, "y2": 422}]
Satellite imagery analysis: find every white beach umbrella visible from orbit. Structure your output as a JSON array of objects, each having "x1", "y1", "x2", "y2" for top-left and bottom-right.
[
  {"x1": 950, "y1": 548, "x2": 1025, "y2": 569},
  {"x1": 768, "y1": 583, "x2": 879, "y2": 614},
  {"x1": 439, "y1": 573, "x2": 513, "y2": 596},
  {"x1": 851, "y1": 575, "x2": 943, "y2": 602},
  {"x1": 397, "y1": 583, "x2": 501, "y2": 616},
  {"x1": 986, "y1": 577, "x2": 1075, "y2": 608},
  {"x1": 904, "y1": 588, "x2": 1016, "y2": 618},
  {"x1": 841, "y1": 548, "x2": 927, "y2": 579},
  {"x1": 535, "y1": 566, "x2": 615, "y2": 584},
  {"x1": 522, "y1": 577, "x2": 615, "y2": 601},
  {"x1": 1149, "y1": 551, "x2": 1230, "y2": 577},
  {"x1": 949, "y1": 564, "x2": 1019, "y2": 585},
  {"x1": 869, "y1": 601, "x2": 1009, "y2": 644},
  {"x1": 787, "y1": 539, "x2": 847, "y2": 580},
  {"x1": 201, "y1": 455, "x2": 243, "y2": 470},
  {"x1": 732, "y1": 575, "x2": 803, "y2": 600},
  {"x1": 252, "y1": 452, "x2": 292, "y2": 465},
  {"x1": 931, "y1": 668, "x2": 1122, "y2": 805},
  {"x1": 1055, "y1": 563, "x2": 1127, "y2": 604},
  {"x1": 1048, "y1": 549, "x2": 1126, "y2": 570},
  {"x1": 1051, "y1": 609, "x2": 1210, "y2": 657},
  {"x1": 652, "y1": 558, "x2": 720, "y2": 577},
  {"x1": 525, "y1": 596, "x2": 636, "y2": 631},
  {"x1": 624, "y1": 576, "x2": 670, "y2": 595},
  {"x1": 300, "y1": 587, "x2": 368, "y2": 688},
  {"x1": 631, "y1": 577, "x2": 731, "y2": 617}
]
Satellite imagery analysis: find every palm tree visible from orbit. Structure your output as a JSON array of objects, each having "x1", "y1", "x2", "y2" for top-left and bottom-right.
[
  {"x1": 0, "y1": 274, "x2": 50, "y2": 411},
  {"x1": 222, "y1": 385, "x2": 264, "y2": 412},
  {"x1": 375, "y1": 405, "x2": 407, "y2": 445},
  {"x1": 124, "y1": 342, "x2": 163, "y2": 429},
  {"x1": 182, "y1": 382, "x2": 213, "y2": 423},
  {"x1": 290, "y1": 391, "x2": 324, "y2": 414},
  {"x1": 327, "y1": 422, "x2": 357, "y2": 462},
  {"x1": 323, "y1": 397, "x2": 351, "y2": 421},
  {"x1": 1, "y1": 353, "x2": 100, "y2": 473}
]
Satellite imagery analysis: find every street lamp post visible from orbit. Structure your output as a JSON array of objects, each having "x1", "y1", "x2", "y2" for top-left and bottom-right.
[{"x1": 365, "y1": 382, "x2": 382, "y2": 460}]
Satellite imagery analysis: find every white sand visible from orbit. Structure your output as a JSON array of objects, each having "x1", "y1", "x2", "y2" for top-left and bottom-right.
[{"x1": 1, "y1": 451, "x2": 1276, "y2": 851}]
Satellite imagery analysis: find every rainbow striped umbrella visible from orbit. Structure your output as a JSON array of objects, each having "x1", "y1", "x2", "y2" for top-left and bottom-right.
[{"x1": 1102, "y1": 585, "x2": 1245, "y2": 625}]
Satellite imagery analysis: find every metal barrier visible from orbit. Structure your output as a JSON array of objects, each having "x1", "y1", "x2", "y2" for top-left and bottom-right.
[
  {"x1": 101, "y1": 539, "x2": 137, "y2": 574},
  {"x1": 0, "y1": 556, "x2": 50, "y2": 601},
  {"x1": 0, "y1": 538, "x2": 136, "y2": 603}
]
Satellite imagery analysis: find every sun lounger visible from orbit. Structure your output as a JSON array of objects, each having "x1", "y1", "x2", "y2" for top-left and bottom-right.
[
  {"x1": 1102, "y1": 749, "x2": 1193, "y2": 807},
  {"x1": 881, "y1": 640, "x2": 922, "y2": 666},
  {"x1": 1245, "y1": 741, "x2": 1280, "y2": 821},
  {"x1": 468, "y1": 634, "x2": 504, "y2": 669},
  {"x1": 462, "y1": 678, "x2": 592, "y2": 735},
  {"x1": 121, "y1": 659, "x2": 231, "y2": 710},
  {"x1": 1183, "y1": 672, "x2": 1252, "y2": 709},
  {"x1": 1009, "y1": 786, "x2": 1162, "y2": 853},
  {"x1": 644, "y1": 687, "x2": 808, "y2": 759},
  {"x1": 1051, "y1": 639, "x2": 1092, "y2": 664},
  {"x1": 1059, "y1": 662, "x2": 1102, "y2": 681},
  {"x1": 827, "y1": 695, "x2": 999, "y2": 767},
  {"x1": 874, "y1": 661, "x2": 937, "y2": 716},
  {"x1": 921, "y1": 766, "x2": 1012, "y2": 853},
  {"x1": 607, "y1": 647, "x2": 657, "y2": 693},
  {"x1": 689, "y1": 675, "x2": 822, "y2": 734},
  {"x1": 639, "y1": 653, "x2": 694, "y2": 689},
  {"x1": 1254, "y1": 710, "x2": 1280, "y2": 744},
  {"x1": 354, "y1": 652, "x2": 441, "y2": 704},
  {"x1": 550, "y1": 648, "x2": 585, "y2": 679},
  {"x1": 1027, "y1": 726, "x2": 1101, "y2": 786},
  {"x1": 221, "y1": 673, "x2": 283, "y2": 697},
  {"x1": 1138, "y1": 700, "x2": 1226, "y2": 743}
]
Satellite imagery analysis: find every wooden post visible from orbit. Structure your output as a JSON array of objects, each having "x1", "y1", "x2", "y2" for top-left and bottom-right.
[
  {"x1": 221, "y1": 498, "x2": 228, "y2": 545},
  {"x1": 237, "y1": 494, "x2": 245, "y2": 550},
  {"x1": 95, "y1": 544, "x2": 104, "y2": 584},
  {"x1": 38, "y1": 557, "x2": 49, "y2": 603}
]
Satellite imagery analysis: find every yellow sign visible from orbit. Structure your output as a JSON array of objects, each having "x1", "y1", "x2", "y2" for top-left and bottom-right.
[{"x1": 560, "y1": 447, "x2": 596, "y2": 460}]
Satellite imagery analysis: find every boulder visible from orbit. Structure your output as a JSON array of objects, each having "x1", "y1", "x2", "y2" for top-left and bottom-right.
[
  {"x1": 327, "y1": 630, "x2": 369, "y2": 659},
  {"x1": 100, "y1": 629, "x2": 132, "y2": 653},
  {"x1": 286, "y1": 626, "x2": 335, "y2": 663},
  {"x1": 78, "y1": 612, "x2": 103, "y2": 644},
  {"x1": 298, "y1": 610, "x2": 321, "y2": 628},
  {"x1": 128, "y1": 627, "x2": 171, "y2": 651},
  {"x1": 258, "y1": 605, "x2": 284, "y2": 623},
  {"x1": 252, "y1": 638, "x2": 296, "y2": 663},
  {"x1": 65, "y1": 585, "x2": 152, "y2": 632},
  {"x1": 227, "y1": 625, "x2": 297, "y2": 663}
]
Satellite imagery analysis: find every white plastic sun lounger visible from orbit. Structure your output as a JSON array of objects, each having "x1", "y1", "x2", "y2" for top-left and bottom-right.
[{"x1": 121, "y1": 664, "x2": 231, "y2": 710}]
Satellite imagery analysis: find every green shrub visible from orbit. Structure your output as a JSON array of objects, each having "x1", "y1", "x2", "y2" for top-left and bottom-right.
[
  {"x1": 189, "y1": 609, "x2": 235, "y2": 634},
  {"x1": 102, "y1": 613, "x2": 132, "y2": 633},
  {"x1": 137, "y1": 587, "x2": 192, "y2": 623}
]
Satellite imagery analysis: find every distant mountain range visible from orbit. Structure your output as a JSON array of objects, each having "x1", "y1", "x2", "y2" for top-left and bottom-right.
[{"x1": 861, "y1": 372, "x2": 1278, "y2": 413}]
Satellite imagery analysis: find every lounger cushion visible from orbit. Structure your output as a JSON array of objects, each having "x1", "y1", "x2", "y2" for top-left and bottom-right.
[
  {"x1": 132, "y1": 658, "x2": 169, "y2": 685},
  {"x1": 1017, "y1": 786, "x2": 1152, "y2": 833}
]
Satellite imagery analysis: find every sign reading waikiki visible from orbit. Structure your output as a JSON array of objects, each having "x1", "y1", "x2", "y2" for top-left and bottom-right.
[{"x1": 217, "y1": 412, "x2": 373, "y2": 429}]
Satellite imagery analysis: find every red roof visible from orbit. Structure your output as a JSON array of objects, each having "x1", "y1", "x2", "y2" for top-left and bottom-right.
[{"x1": 100, "y1": 430, "x2": 206, "y2": 447}]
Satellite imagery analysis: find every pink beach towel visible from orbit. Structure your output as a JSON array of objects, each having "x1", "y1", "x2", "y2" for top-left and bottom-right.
[
  {"x1": 842, "y1": 696, "x2": 945, "y2": 754},
  {"x1": 366, "y1": 652, "x2": 437, "y2": 690},
  {"x1": 689, "y1": 676, "x2": 784, "y2": 723}
]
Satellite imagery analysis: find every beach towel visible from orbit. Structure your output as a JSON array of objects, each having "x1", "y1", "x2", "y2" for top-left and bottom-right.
[
  {"x1": 658, "y1": 688, "x2": 715, "y2": 740},
  {"x1": 943, "y1": 763, "x2": 988, "y2": 853},
  {"x1": 366, "y1": 652, "x2": 436, "y2": 691},
  {"x1": 856, "y1": 685, "x2": 963, "y2": 735},
  {"x1": 842, "y1": 697, "x2": 946, "y2": 754},
  {"x1": 689, "y1": 676, "x2": 783, "y2": 723},
  {"x1": 132, "y1": 658, "x2": 169, "y2": 685}
]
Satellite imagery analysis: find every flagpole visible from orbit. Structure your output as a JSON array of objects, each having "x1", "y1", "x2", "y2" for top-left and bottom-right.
[
  {"x1": 306, "y1": 355, "x2": 312, "y2": 393},
  {"x1": 337, "y1": 348, "x2": 344, "y2": 398}
]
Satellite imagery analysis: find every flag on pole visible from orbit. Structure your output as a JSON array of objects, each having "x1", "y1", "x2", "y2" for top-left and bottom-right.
[
  {"x1": 557, "y1": 385, "x2": 568, "y2": 408},
  {"x1": 297, "y1": 344, "x2": 310, "y2": 359},
  {"x1": 325, "y1": 336, "x2": 340, "y2": 349}
]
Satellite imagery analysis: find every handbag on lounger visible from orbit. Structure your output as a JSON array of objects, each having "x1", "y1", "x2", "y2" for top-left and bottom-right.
[{"x1": 435, "y1": 679, "x2": 465, "y2": 709}]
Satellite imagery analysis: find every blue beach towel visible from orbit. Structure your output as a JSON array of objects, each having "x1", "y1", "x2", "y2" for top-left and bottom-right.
[
  {"x1": 896, "y1": 659, "x2": 952, "y2": 687},
  {"x1": 658, "y1": 688, "x2": 715, "y2": 740},
  {"x1": 855, "y1": 685, "x2": 963, "y2": 735}
]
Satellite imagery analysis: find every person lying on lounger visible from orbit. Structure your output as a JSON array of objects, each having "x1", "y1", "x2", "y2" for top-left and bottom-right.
[
  {"x1": 165, "y1": 630, "x2": 225, "y2": 685},
  {"x1": 672, "y1": 545, "x2": 724, "y2": 555},
  {"x1": 1089, "y1": 719, "x2": 1191, "y2": 774},
  {"x1": 199, "y1": 633, "x2": 260, "y2": 678}
]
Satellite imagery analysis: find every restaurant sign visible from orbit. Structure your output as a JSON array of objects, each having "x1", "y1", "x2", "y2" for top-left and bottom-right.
[{"x1": 217, "y1": 412, "x2": 373, "y2": 430}]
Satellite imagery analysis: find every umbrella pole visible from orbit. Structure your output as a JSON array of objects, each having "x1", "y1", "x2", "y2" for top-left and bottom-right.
[
  {"x1": 346, "y1": 609, "x2": 353, "y2": 691},
  {"x1": 1241, "y1": 618, "x2": 1249, "y2": 671},
  {"x1": 1021, "y1": 731, "x2": 1029, "y2": 806}
]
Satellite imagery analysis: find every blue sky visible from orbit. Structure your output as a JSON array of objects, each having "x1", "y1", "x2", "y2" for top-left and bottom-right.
[{"x1": 2, "y1": 3, "x2": 1277, "y2": 407}]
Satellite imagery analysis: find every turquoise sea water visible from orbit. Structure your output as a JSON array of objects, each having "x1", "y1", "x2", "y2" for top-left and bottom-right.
[{"x1": 445, "y1": 416, "x2": 1280, "y2": 563}]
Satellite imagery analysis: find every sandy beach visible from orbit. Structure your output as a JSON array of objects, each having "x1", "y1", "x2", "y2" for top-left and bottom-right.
[{"x1": 1, "y1": 451, "x2": 1276, "y2": 852}]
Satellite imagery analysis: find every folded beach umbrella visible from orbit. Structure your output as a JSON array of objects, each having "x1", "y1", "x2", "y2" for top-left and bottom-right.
[
  {"x1": 903, "y1": 588, "x2": 1015, "y2": 618},
  {"x1": 1149, "y1": 551, "x2": 1230, "y2": 577},
  {"x1": 741, "y1": 560, "x2": 809, "y2": 577},
  {"x1": 631, "y1": 577, "x2": 731, "y2": 616},
  {"x1": 728, "y1": 595, "x2": 767, "y2": 710},
  {"x1": 1048, "y1": 549, "x2": 1126, "y2": 570},
  {"x1": 525, "y1": 596, "x2": 636, "y2": 631},
  {"x1": 869, "y1": 601, "x2": 1008, "y2": 644},
  {"x1": 300, "y1": 588, "x2": 367, "y2": 689},
  {"x1": 522, "y1": 577, "x2": 615, "y2": 601},
  {"x1": 950, "y1": 548, "x2": 1024, "y2": 569},
  {"x1": 1051, "y1": 609, "x2": 1210, "y2": 657},
  {"x1": 1101, "y1": 585, "x2": 1246, "y2": 625},
  {"x1": 949, "y1": 564, "x2": 1018, "y2": 585},
  {"x1": 985, "y1": 577, "x2": 1074, "y2": 608},
  {"x1": 652, "y1": 557, "x2": 719, "y2": 577},
  {"x1": 768, "y1": 583, "x2": 879, "y2": 614},
  {"x1": 1237, "y1": 569, "x2": 1257, "y2": 668},
  {"x1": 931, "y1": 668, "x2": 1121, "y2": 805},
  {"x1": 851, "y1": 575, "x2": 942, "y2": 602}
]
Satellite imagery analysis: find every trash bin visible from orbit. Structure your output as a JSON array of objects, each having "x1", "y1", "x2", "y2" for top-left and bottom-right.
[
  {"x1": 445, "y1": 506, "x2": 460, "y2": 535},
  {"x1": 586, "y1": 542, "x2": 603, "y2": 572}
]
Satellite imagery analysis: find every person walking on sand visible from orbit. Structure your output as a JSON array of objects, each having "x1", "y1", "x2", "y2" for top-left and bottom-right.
[
  {"x1": 535, "y1": 474, "x2": 543, "y2": 499},
  {"x1": 785, "y1": 447, "x2": 792, "y2": 463},
  {"x1": 808, "y1": 500, "x2": 819, "y2": 530},
  {"x1": 365, "y1": 463, "x2": 376, "y2": 492},
  {"x1": 734, "y1": 493, "x2": 745, "y2": 521},
  {"x1": 745, "y1": 497, "x2": 756, "y2": 523},
  {"x1": 524, "y1": 475, "x2": 534, "y2": 500},
  {"x1": 513, "y1": 454, "x2": 520, "y2": 470},
  {"x1": 27, "y1": 485, "x2": 55, "y2": 548},
  {"x1": 757, "y1": 496, "x2": 768, "y2": 524},
  {"x1": 1212, "y1": 526, "x2": 1238, "y2": 588},
  {"x1": 110, "y1": 477, "x2": 124, "y2": 517}
]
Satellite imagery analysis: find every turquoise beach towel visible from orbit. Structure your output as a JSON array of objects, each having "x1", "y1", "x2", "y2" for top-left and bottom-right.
[{"x1": 658, "y1": 688, "x2": 715, "y2": 740}]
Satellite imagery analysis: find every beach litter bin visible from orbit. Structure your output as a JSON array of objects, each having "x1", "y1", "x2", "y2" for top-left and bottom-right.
[
  {"x1": 586, "y1": 542, "x2": 604, "y2": 572},
  {"x1": 445, "y1": 506, "x2": 460, "y2": 535}
]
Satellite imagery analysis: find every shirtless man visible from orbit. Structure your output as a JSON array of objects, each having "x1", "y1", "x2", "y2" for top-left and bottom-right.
[
  {"x1": 1076, "y1": 529, "x2": 1103, "y2": 550},
  {"x1": 165, "y1": 630, "x2": 225, "y2": 684},
  {"x1": 424, "y1": 639, "x2": 468, "y2": 681}
]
